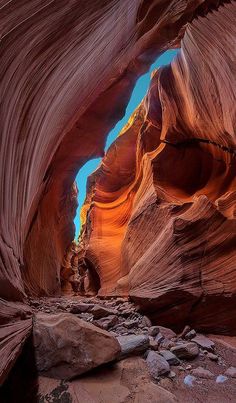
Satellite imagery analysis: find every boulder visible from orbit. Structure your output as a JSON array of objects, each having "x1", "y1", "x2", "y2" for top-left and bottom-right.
[
  {"x1": 146, "y1": 351, "x2": 170, "y2": 379},
  {"x1": 191, "y1": 335, "x2": 215, "y2": 352},
  {"x1": 117, "y1": 335, "x2": 149, "y2": 357},
  {"x1": 33, "y1": 313, "x2": 120, "y2": 379},
  {"x1": 170, "y1": 343, "x2": 199, "y2": 359}
]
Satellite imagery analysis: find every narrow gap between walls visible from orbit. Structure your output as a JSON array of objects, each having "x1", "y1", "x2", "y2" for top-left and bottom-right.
[{"x1": 74, "y1": 49, "x2": 178, "y2": 239}]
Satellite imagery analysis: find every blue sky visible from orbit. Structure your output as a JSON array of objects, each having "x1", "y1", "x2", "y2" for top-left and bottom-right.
[{"x1": 74, "y1": 49, "x2": 178, "y2": 238}]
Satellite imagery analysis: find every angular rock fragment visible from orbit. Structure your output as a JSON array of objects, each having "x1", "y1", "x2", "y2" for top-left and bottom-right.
[
  {"x1": 148, "y1": 326, "x2": 160, "y2": 337},
  {"x1": 149, "y1": 338, "x2": 159, "y2": 351},
  {"x1": 117, "y1": 335, "x2": 149, "y2": 358},
  {"x1": 191, "y1": 367, "x2": 214, "y2": 379},
  {"x1": 69, "y1": 303, "x2": 94, "y2": 314},
  {"x1": 185, "y1": 330, "x2": 196, "y2": 340},
  {"x1": 158, "y1": 327, "x2": 176, "y2": 340},
  {"x1": 225, "y1": 367, "x2": 236, "y2": 378},
  {"x1": 170, "y1": 343, "x2": 199, "y2": 359},
  {"x1": 160, "y1": 350, "x2": 180, "y2": 366},
  {"x1": 207, "y1": 352, "x2": 218, "y2": 361},
  {"x1": 191, "y1": 335, "x2": 215, "y2": 352},
  {"x1": 146, "y1": 351, "x2": 170, "y2": 379},
  {"x1": 90, "y1": 305, "x2": 119, "y2": 319},
  {"x1": 123, "y1": 319, "x2": 139, "y2": 329},
  {"x1": 93, "y1": 315, "x2": 118, "y2": 330},
  {"x1": 33, "y1": 313, "x2": 120, "y2": 379}
]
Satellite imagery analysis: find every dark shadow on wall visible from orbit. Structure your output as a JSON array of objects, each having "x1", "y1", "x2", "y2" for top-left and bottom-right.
[{"x1": 0, "y1": 335, "x2": 39, "y2": 403}]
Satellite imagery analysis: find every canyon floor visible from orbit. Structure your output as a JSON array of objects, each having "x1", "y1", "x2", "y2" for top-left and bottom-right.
[{"x1": 3, "y1": 296, "x2": 236, "y2": 403}]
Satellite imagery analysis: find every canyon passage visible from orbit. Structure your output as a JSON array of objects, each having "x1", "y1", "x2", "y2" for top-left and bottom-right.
[{"x1": 0, "y1": 1, "x2": 236, "y2": 402}]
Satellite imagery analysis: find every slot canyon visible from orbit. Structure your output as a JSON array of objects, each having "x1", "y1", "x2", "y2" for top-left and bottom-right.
[{"x1": 0, "y1": 0, "x2": 236, "y2": 402}]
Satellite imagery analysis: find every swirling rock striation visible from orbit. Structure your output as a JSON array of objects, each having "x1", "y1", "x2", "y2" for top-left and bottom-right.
[
  {"x1": 0, "y1": 0, "x2": 235, "y2": 385},
  {"x1": 80, "y1": 1, "x2": 236, "y2": 333}
]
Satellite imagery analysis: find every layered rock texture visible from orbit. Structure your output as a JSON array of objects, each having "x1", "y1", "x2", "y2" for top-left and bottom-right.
[
  {"x1": 80, "y1": 2, "x2": 236, "y2": 334},
  {"x1": 0, "y1": 0, "x2": 236, "y2": 390}
]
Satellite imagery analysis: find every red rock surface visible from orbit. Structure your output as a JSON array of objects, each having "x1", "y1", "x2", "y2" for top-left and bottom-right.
[
  {"x1": 0, "y1": 0, "x2": 235, "y2": 388},
  {"x1": 80, "y1": 2, "x2": 236, "y2": 333}
]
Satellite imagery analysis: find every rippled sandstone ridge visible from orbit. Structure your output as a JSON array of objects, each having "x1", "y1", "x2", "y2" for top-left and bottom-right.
[{"x1": 0, "y1": 0, "x2": 236, "y2": 396}]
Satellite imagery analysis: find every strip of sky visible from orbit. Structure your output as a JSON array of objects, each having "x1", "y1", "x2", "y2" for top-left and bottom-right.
[{"x1": 74, "y1": 50, "x2": 178, "y2": 238}]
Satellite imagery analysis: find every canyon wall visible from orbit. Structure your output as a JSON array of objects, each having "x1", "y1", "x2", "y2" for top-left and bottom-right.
[
  {"x1": 1, "y1": 0, "x2": 215, "y2": 384},
  {"x1": 80, "y1": 2, "x2": 236, "y2": 334}
]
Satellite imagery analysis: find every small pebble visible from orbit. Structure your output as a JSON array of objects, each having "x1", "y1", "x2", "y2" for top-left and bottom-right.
[
  {"x1": 184, "y1": 375, "x2": 196, "y2": 387},
  {"x1": 216, "y1": 375, "x2": 228, "y2": 384}
]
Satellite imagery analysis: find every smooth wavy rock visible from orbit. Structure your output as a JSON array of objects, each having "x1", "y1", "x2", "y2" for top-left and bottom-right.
[
  {"x1": 0, "y1": 0, "x2": 206, "y2": 299},
  {"x1": 1, "y1": 0, "x2": 212, "y2": 384},
  {"x1": 80, "y1": 2, "x2": 236, "y2": 333}
]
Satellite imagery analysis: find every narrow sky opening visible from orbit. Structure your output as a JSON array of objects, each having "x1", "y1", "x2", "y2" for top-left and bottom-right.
[{"x1": 74, "y1": 49, "x2": 178, "y2": 238}]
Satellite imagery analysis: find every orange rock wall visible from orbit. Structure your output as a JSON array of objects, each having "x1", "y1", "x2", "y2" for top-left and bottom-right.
[
  {"x1": 1, "y1": 0, "x2": 207, "y2": 301},
  {"x1": 1, "y1": 0, "x2": 211, "y2": 382},
  {"x1": 81, "y1": 2, "x2": 236, "y2": 333}
]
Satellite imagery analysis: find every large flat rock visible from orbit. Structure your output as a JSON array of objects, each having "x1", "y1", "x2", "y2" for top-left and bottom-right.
[{"x1": 33, "y1": 312, "x2": 120, "y2": 379}]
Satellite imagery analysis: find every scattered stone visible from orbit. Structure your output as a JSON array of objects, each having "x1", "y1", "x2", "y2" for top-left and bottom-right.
[
  {"x1": 146, "y1": 351, "x2": 170, "y2": 379},
  {"x1": 113, "y1": 297, "x2": 128, "y2": 305},
  {"x1": 225, "y1": 367, "x2": 236, "y2": 378},
  {"x1": 90, "y1": 305, "x2": 119, "y2": 319},
  {"x1": 191, "y1": 335, "x2": 215, "y2": 352},
  {"x1": 117, "y1": 335, "x2": 149, "y2": 357},
  {"x1": 170, "y1": 343, "x2": 199, "y2": 359},
  {"x1": 186, "y1": 365, "x2": 192, "y2": 370},
  {"x1": 207, "y1": 352, "x2": 218, "y2": 361},
  {"x1": 179, "y1": 325, "x2": 191, "y2": 338},
  {"x1": 148, "y1": 326, "x2": 160, "y2": 337},
  {"x1": 69, "y1": 303, "x2": 94, "y2": 314},
  {"x1": 123, "y1": 319, "x2": 139, "y2": 329},
  {"x1": 184, "y1": 375, "x2": 196, "y2": 387},
  {"x1": 185, "y1": 330, "x2": 197, "y2": 340},
  {"x1": 33, "y1": 312, "x2": 120, "y2": 379},
  {"x1": 93, "y1": 315, "x2": 118, "y2": 330},
  {"x1": 168, "y1": 371, "x2": 176, "y2": 379},
  {"x1": 158, "y1": 326, "x2": 176, "y2": 340},
  {"x1": 161, "y1": 339, "x2": 176, "y2": 349},
  {"x1": 159, "y1": 350, "x2": 180, "y2": 366},
  {"x1": 191, "y1": 366, "x2": 214, "y2": 379},
  {"x1": 149, "y1": 338, "x2": 159, "y2": 351},
  {"x1": 155, "y1": 333, "x2": 165, "y2": 344},
  {"x1": 216, "y1": 375, "x2": 228, "y2": 383}
]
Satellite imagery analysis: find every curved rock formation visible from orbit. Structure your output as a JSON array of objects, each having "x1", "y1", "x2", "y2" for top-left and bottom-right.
[
  {"x1": 80, "y1": 2, "x2": 236, "y2": 333},
  {"x1": 0, "y1": 0, "x2": 235, "y2": 386}
]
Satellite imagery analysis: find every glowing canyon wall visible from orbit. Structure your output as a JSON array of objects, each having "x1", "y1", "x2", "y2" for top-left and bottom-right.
[
  {"x1": 80, "y1": 2, "x2": 236, "y2": 333},
  {"x1": 0, "y1": 0, "x2": 235, "y2": 385}
]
